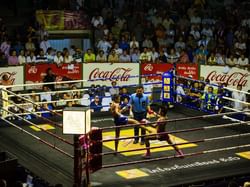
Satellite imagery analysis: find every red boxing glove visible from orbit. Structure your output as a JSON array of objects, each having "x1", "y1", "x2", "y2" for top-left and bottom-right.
[{"x1": 148, "y1": 109, "x2": 154, "y2": 114}]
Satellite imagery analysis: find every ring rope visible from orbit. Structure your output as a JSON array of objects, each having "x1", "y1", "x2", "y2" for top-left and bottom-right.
[
  {"x1": 7, "y1": 88, "x2": 89, "y2": 98},
  {"x1": 1, "y1": 107, "x2": 73, "y2": 146},
  {"x1": 100, "y1": 130, "x2": 250, "y2": 156},
  {"x1": 100, "y1": 110, "x2": 250, "y2": 131},
  {"x1": 3, "y1": 89, "x2": 63, "y2": 118},
  {"x1": 222, "y1": 96, "x2": 250, "y2": 105},
  {"x1": 101, "y1": 120, "x2": 249, "y2": 143},
  {"x1": 101, "y1": 144, "x2": 250, "y2": 169},
  {"x1": 0, "y1": 115, "x2": 74, "y2": 158}
]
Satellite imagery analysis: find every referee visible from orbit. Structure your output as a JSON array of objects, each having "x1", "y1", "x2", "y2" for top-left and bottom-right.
[{"x1": 129, "y1": 85, "x2": 151, "y2": 145}]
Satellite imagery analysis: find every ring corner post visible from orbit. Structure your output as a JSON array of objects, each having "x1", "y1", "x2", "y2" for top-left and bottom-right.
[{"x1": 74, "y1": 134, "x2": 82, "y2": 187}]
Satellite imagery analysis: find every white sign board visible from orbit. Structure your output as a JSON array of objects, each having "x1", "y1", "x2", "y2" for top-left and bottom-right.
[
  {"x1": 82, "y1": 63, "x2": 140, "y2": 87},
  {"x1": 0, "y1": 66, "x2": 24, "y2": 91},
  {"x1": 63, "y1": 107, "x2": 91, "y2": 134},
  {"x1": 200, "y1": 65, "x2": 249, "y2": 91}
]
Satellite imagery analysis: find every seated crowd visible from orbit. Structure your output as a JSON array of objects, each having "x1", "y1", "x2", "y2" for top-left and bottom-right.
[{"x1": 0, "y1": 1, "x2": 249, "y2": 68}]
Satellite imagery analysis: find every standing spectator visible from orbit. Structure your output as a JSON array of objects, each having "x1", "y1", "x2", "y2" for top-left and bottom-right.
[
  {"x1": 129, "y1": 85, "x2": 150, "y2": 145},
  {"x1": 130, "y1": 35, "x2": 139, "y2": 50},
  {"x1": 0, "y1": 37, "x2": 11, "y2": 57},
  {"x1": 232, "y1": 85, "x2": 246, "y2": 111},
  {"x1": 96, "y1": 35, "x2": 112, "y2": 55},
  {"x1": 25, "y1": 37, "x2": 36, "y2": 52},
  {"x1": 43, "y1": 68, "x2": 56, "y2": 91},
  {"x1": 8, "y1": 50, "x2": 19, "y2": 66},
  {"x1": 90, "y1": 95, "x2": 102, "y2": 112},
  {"x1": 40, "y1": 36, "x2": 51, "y2": 54},
  {"x1": 91, "y1": 15, "x2": 104, "y2": 28},
  {"x1": 195, "y1": 45, "x2": 208, "y2": 64}
]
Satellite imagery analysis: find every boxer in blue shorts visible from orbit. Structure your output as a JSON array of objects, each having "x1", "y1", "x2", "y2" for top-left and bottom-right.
[{"x1": 111, "y1": 94, "x2": 147, "y2": 154}]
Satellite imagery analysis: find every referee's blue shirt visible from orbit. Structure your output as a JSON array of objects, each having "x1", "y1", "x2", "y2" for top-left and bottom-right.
[{"x1": 129, "y1": 93, "x2": 149, "y2": 113}]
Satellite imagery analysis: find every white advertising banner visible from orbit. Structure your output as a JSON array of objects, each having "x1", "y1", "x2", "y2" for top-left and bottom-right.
[
  {"x1": 0, "y1": 66, "x2": 24, "y2": 91},
  {"x1": 82, "y1": 63, "x2": 140, "y2": 87},
  {"x1": 200, "y1": 65, "x2": 249, "y2": 91}
]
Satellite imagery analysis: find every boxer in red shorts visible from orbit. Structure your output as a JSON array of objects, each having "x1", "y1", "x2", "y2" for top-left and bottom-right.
[{"x1": 143, "y1": 105, "x2": 184, "y2": 158}]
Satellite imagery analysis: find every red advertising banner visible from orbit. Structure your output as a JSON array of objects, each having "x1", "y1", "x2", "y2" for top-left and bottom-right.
[
  {"x1": 176, "y1": 64, "x2": 199, "y2": 80},
  {"x1": 141, "y1": 63, "x2": 173, "y2": 81},
  {"x1": 25, "y1": 63, "x2": 82, "y2": 84}
]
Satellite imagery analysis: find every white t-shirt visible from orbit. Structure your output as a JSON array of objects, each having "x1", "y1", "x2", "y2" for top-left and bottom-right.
[{"x1": 232, "y1": 91, "x2": 246, "y2": 110}]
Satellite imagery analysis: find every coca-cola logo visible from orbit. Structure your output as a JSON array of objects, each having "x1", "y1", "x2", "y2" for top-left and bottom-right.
[
  {"x1": 28, "y1": 66, "x2": 38, "y2": 74},
  {"x1": 89, "y1": 68, "x2": 132, "y2": 81},
  {"x1": 144, "y1": 64, "x2": 154, "y2": 71},
  {"x1": 206, "y1": 71, "x2": 249, "y2": 87},
  {"x1": 0, "y1": 72, "x2": 16, "y2": 85}
]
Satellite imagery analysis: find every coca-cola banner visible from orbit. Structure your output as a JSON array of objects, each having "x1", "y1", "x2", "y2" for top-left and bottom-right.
[
  {"x1": 0, "y1": 66, "x2": 24, "y2": 91},
  {"x1": 176, "y1": 64, "x2": 199, "y2": 80},
  {"x1": 25, "y1": 64, "x2": 82, "y2": 89},
  {"x1": 141, "y1": 63, "x2": 173, "y2": 81},
  {"x1": 200, "y1": 65, "x2": 249, "y2": 91},
  {"x1": 82, "y1": 63, "x2": 140, "y2": 87}
]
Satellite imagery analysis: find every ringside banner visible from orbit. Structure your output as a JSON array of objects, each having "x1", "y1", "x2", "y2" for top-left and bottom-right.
[
  {"x1": 82, "y1": 63, "x2": 140, "y2": 87},
  {"x1": 25, "y1": 64, "x2": 82, "y2": 89},
  {"x1": 141, "y1": 63, "x2": 173, "y2": 81},
  {"x1": 200, "y1": 65, "x2": 249, "y2": 91},
  {"x1": 176, "y1": 64, "x2": 199, "y2": 80}
]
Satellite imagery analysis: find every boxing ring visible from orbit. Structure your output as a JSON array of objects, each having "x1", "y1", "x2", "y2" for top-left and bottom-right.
[{"x1": 0, "y1": 72, "x2": 250, "y2": 187}]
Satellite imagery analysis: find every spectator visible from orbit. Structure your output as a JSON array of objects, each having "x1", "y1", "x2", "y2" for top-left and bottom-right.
[
  {"x1": 158, "y1": 50, "x2": 167, "y2": 63},
  {"x1": 166, "y1": 48, "x2": 180, "y2": 64},
  {"x1": 73, "y1": 48, "x2": 83, "y2": 63},
  {"x1": 226, "y1": 54, "x2": 237, "y2": 67},
  {"x1": 91, "y1": 15, "x2": 104, "y2": 28},
  {"x1": 18, "y1": 49, "x2": 26, "y2": 65},
  {"x1": 142, "y1": 36, "x2": 153, "y2": 49},
  {"x1": 207, "y1": 52, "x2": 217, "y2": 65},
  {"x1": 63, "y1": 50, "x2": 73, "y2": 63},
  {"x1": 232, "y1": 84, "x2": 246, "y2": 111},
  {"x1": 119, "y1": 50, "x2": 130, "y2": 62},
  {"x1": 83, "y1": 48, "x2": 95, "y2": 63},
  {"x1": 26, "y1": 51, "x2": 36, "y2": 63},
  {"x1": 130, "y1": 48, "x2": 140, "y2": 63},
  {"x1": 109, "y1": 81, "x2": 119, "y2": 96},
  {"x1": 175, "y1": 36, "x2": 186, "y2": 51},
  {"x1": 96, "y1": 50, "x2": 107, "y2": 62},
  {"x1": 40, "y1": 35, "x2": 51, "y2": 54},
  {"x1": 0, "y1": 52, "x2": 7, "y2": 66},
  {"x1": 38, "y1": 99, "x2": 53, "y2": 118},
  {"x1": 96, "y1": 35, "x2": 112, "y2": 55},
  {"x1": 90, "y1": 95, "x2": 102, "y2": 112},
  {"x1": 25, "y1": 37, "x2": 36, "y2": 52},
  {"x1": 139, "y1": 47, "x2": 151, "y2": 63},
  {"x1": 36, "y1": 49, "x2": 48, "y2": 63},
  {"x1": 179, "y1": 49, "x2": 190, "y2": 63},
  {"x1": 108, "y1": 49, "x2": 119, "y2": 63},
  {"x1": 40, "y1": 85, "x2": 52, "y2": 102},
  {"x1": 237, "y1": 53, "x2": 249, "y2": 68},
  {"x1": 120, "y1": 87, "x2": 130, "y2": 102},
  {"x1": 0, "y1": 37, "x2": 11, "y2": 57},
  {"x1": 113, "y1": 43, "x2": 123, "y2": 56},
  {"x1": 8, "y1": 50, "x2": 19, "y2": 66},
  {"x1": 43, "y1": 68, "x2": 56, "y2": 91},
  {"x1": 46, "y1": 47, "x2": 55, "y2": 63},
  {"x1": 54, "y1": 51, "x2": 64, "y2": 65},
  {"x1": 129, "y1": 35, "x2": 139, "y2": 50},
  {"x1": 119, "y1": 36, "x2": 129, "y2": 51},
  {"x1": 195, "y1": 45, "x2": 208, "y2": 64},
  {"x1": 151, "y1": 47, "x2": 159, "y2": 62}
]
